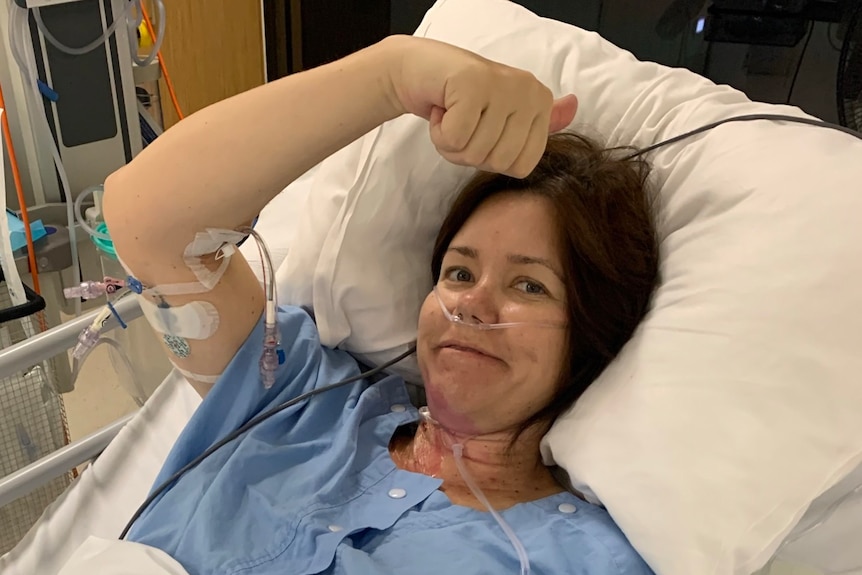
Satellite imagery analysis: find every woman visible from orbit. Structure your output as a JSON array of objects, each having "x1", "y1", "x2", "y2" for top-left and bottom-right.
[{"x1": 105, "y1": 35, "x2": 658, "y2": 575}]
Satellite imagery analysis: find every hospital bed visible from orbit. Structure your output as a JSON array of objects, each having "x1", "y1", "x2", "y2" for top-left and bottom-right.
[{"x1": 3, "y1": 2, "x2": 862, "y2": 572}]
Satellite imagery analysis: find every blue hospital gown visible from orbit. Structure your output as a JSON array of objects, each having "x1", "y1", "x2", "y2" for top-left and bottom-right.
[{"x1": 127, "y1": 306, "x2": 653, "y2": 575}]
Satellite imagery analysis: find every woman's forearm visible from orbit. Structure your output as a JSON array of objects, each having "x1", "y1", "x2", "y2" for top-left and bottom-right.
[{"x1": 104, "y1": 36, "x2": 405, "y2": 254}]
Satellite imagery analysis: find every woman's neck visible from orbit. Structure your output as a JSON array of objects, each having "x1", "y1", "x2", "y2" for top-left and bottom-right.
[{"x1": 389, "y1": 411, "x2": 563, "y2": 510}]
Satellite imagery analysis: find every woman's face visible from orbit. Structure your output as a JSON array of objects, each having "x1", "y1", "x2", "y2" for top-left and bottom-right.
[{"x1": 417, "y1": 192, "x2": 569, "y2": 436}]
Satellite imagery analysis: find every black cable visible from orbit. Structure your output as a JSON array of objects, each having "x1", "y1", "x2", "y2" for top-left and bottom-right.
[
  {"x1": 595, "y1": 0, "x2": 604, "y2": 34},
  {"x1": 787, "y1": 21, "x2": 815, "y2": 104},
  {"x1": 837, "y1": 1, "x2": 862, "y2": 129},
  {"x1": 624, "y1": 113, "x2": 862, "y2": 160},
  {"x1": 119, "y1": 345, "x2": 417, "y2": 540}
]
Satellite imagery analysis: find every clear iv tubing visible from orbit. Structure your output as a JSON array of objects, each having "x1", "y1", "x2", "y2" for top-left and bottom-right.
[
  {"x1": 451, "y1": 444, "x2": 531, "y2": 575},
  {"x1": 34, "y1": 0, "x2": 162, "y2": 69},
  {"x1": 240, "y1": 227, "x2": 280, "y2": 389},
  {"x1": 242, "y1": 228, "x2": 275, "y2": 305},
  {"x1": 9, "y1": 3, "x2": 82, "y2": 315},
  {"x1": 71, "y1": 336, "x2": 142, "y2": 402},
  {"x1": 129, "y1": 0, "x2": 165, "y2": 67},
  {"x1": 105, "y1": 323, "x2": 148, "y2": 405},
  {"x1": 75, "y1": 186, "x2": 112, "y2": 242},
  {"x1": 32, "y1": 0, "x2": 140, "y2": 56}
]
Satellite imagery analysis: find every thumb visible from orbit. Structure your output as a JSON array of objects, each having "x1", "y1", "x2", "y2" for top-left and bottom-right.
[
  {"x1": 429, "y1": 105, "x2": 445, "y2": 129},
  {"x1": 428, "y1": 105, "x2": 446, "y2": 143},
  {"x1": 548, "y1": 94, "x2": 578, "y2": 133}
]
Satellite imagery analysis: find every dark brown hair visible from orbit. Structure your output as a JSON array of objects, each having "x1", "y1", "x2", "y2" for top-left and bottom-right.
[{"x1": 431, "y1": 133, "x2": 659, "y2": 436}]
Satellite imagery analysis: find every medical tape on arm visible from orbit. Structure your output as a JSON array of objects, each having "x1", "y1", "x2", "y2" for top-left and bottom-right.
[
  {"x1": 136, "y1": 229, "x2": 248, "y2": 298},
  {"x1": 118, "y1": 229, "x2": 244, "y2": 341},
  {"x1": 172, "y1": 362, "x2": 221, "y2": 385},
  {"x1": 138, "y1": 297, "x2": 220, "y2": 339},
  {"x1": 119, "y1": 229, "x2": 248, "y2": 382},
  {"x1": 137, "y1": 291, "x2": 223, "y2": 384}
]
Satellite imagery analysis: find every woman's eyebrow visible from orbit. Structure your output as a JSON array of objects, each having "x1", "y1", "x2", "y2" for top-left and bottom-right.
[
  {"x1": 447, "y1": 245, "x2": 478, "y2": 258},
  {"x1": 508, "y1": 254, "x2": 565, "y2": 282}
]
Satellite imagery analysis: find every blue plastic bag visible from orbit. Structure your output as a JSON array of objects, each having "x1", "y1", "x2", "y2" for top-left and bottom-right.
[{"x1": 6, "y1": 210, "x2": 47, "y2": 252}]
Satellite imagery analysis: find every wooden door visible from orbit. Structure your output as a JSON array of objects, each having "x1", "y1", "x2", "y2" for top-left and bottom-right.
[{"x1": 145, "y1": 0, "x2": 265, "y2": 128}]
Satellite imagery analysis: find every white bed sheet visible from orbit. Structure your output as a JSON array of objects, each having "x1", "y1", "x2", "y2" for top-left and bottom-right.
[
  {"x1": 57, "y1": 537, "x2": 191, "y2": 575},
  {"x1": 0, "y1": 370, "x2": 201, "y2": 575}
]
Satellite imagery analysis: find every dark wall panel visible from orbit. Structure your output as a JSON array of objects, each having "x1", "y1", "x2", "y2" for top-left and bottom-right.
[
  {"x1": 266, "y1": 0, "x2": 844, "y2": 123},
  {"x1": 301, "y1": 1, "x2": 391, "y2": 69}
]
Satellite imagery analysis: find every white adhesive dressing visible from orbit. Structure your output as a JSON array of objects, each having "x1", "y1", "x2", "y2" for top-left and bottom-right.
[
  {"x1": 138, "y1": 297, "x2": 220, "y2": 340},
  {"x1": 171, "y1": 363, "x2": 221, "y2": 385}
]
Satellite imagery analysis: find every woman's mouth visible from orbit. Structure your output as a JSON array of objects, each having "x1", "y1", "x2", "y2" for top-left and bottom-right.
[{"x1": 438, "y1": 340, "x2": 501, "y2": 362}]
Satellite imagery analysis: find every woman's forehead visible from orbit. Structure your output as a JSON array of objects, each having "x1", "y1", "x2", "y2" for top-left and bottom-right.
[{"x1": 451, "y1": 193, "x2": 562, "y2": 261}]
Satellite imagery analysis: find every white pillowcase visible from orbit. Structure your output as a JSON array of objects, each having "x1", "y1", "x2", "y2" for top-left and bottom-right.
[
  {"x1": 272, "y1": 0, "x2": 862, "y2": 573},
  {"x1": 239, "y1": 166, "x2": 318, "y2": 284}
]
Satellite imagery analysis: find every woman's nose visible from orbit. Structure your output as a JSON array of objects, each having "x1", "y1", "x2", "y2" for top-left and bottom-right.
[{"x1": 452, "y1": 283, "x2": 500, "y2": 325}]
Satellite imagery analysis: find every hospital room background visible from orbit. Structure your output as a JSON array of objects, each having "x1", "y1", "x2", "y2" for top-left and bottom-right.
[{"x1": 0, "y1": 0, "x2": 859, "y2": 573}]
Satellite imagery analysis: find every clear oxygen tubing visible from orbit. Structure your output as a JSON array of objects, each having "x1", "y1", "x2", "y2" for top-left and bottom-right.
[
  {"x1": 8, "y1": 2, "x2": 82, "y2": 314},
  {"x1": 75, "y1": 185, "x2": 112, "y2": 242},
  {"x1": 451, "y1": 443, "x2": 532, "y2": 575},
  {"x1": 433, "y1": 286, "x2": 565, "y2": 331},
  {"x1": 32, "y1": 0, "x2": 140, "y2": 56},
  {"x1": 128, "y1": 0, "x2": 165, "y2": 67},
  {"x1": 418, "y1": 407, "x2": 531, "y2": 575}
]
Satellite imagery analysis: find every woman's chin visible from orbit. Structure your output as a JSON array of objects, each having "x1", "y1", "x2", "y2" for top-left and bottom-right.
[{"x1": 423, "y1": 383, "x2": 483, "y2": 437}]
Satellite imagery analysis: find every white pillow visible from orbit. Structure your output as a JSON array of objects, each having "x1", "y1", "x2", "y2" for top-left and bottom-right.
[
  {"x1": 274, "y1": 0, "x2": 862, "y2": 573},
  {"x1": 239, "y1": 166, "x2": 318, "y2": 284},
  {"x1": 777, "y1": 461, "x2": 862, "y2": 573}
]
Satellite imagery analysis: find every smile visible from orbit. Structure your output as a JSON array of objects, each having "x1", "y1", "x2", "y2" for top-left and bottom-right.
[{"x1": 438, "y1": 340, "x2": 503, "y2": 362}]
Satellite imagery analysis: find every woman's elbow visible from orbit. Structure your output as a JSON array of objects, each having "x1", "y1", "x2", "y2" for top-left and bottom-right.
[
  {"x1": 103, "y1": 168, "x2": 131, "y2": 228},
  {"x1": 102, "y1": 167, "x2": 163, "y2": 262},
  {"x1": 104, "y1": 167, "x2": 159, "y2": 234}
]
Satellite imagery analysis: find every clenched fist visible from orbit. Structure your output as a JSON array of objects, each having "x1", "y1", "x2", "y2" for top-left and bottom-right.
[{"x1": 387, "y1": 36, "x2": 578, "y2": 178}]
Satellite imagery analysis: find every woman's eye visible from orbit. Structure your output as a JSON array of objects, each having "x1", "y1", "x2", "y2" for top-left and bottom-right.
[
  {"x1": 515, "y1": 280, "x2": 547, "y2": 296},
  {"x1": 445, "y1": 268, "x2": 473, "y2": 283}
]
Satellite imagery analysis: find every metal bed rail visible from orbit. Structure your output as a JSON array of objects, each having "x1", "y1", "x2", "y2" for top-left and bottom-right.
[
  {"x1": 0, "y1": 414, "x2": 135, "y2": 508},
  {"x1": 0, "y1": 296, "x2": 144, "y2": 508}
]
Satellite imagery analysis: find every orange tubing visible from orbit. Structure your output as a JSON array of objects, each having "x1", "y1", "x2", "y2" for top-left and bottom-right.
[
  {"x1": 0, "y1": 81, "x2": 41, "y2": 294},
  {"x1": 141, "y1": 3, "x2": 184, "y2": 121}
]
